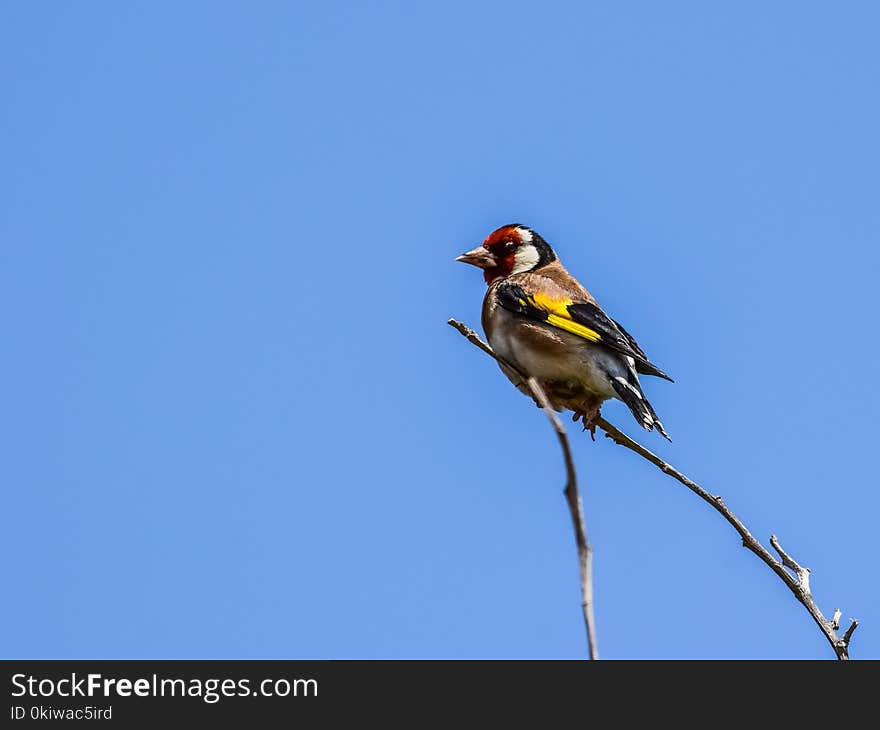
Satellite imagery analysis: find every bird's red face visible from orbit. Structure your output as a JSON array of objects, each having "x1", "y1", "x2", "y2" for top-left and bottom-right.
[{"x1": 456, "y1": 224, "x2": 554, "y2": 283}]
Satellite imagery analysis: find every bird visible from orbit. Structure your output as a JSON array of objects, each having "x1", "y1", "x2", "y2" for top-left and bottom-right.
[{"x1": 456, "y1": 223, "x2": 673, "y2": 440}]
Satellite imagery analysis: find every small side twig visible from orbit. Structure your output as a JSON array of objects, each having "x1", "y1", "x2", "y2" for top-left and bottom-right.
[
  {"x1": 770, "y1": 534, "x2": 811, "y2": 594},
  {"x1": 449, "y1": 317, "x2": 858, "y2": 660},
  {"x1": 843, "y1": 619, "x2": 859, "y2": 647}
]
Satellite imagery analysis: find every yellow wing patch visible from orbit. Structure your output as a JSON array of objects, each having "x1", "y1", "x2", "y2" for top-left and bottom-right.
[{"x1": 522, "y1": 292, "x2": 602, "y2": 343}]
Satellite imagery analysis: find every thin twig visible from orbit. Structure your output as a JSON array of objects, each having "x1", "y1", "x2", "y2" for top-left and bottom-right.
[
  {"x1": 449, "y1": 317, "x2": 858, "y2": 660},
  {"x1": 526, "y1": 377, "x2": 598, "y2": 660},
  {"x1": 448, "y1": 318, "x2": 598, "y2": 659}
]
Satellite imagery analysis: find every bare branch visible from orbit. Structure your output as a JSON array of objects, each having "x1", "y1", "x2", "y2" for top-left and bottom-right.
[
  {"x1": 448, "y1": 319, "x2": 502, "y2": 364},
  {"x1": 592, "y1": 419, "x2": 854, "y2": 659},
  {"x1": 525, "y1": 377, "x2": 598, "y2": 660},
  {"x1": 449, "y1": 317, "x2": 858, "y2": 660},
  {"x1": 448, "y1": 318, "x2": 598, "y2": 658}
]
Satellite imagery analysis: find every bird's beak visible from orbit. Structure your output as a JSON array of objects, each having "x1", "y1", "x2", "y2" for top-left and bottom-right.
[{"x1": 456, "y1": 246, "x2": 497, "y2": 269}]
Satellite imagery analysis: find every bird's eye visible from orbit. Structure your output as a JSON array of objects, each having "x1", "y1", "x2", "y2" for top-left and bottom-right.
[{"x1": 502, "y1": 241, "x2": 517, "y2": 253}]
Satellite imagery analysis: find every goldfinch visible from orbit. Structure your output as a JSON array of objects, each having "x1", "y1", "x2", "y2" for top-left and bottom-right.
[{"x1": 457, "y1": 224, "x2": 673, "y2": 440}]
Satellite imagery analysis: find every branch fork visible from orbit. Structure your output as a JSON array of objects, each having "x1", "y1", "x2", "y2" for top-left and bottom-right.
[{"x1": 449, "y1": 317, "x2": 858, "y2": 660}]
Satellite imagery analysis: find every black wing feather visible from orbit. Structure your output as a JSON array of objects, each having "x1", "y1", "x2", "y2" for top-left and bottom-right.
[
  {"x1": 609, "y1": 316, "x2": 673, "y2": 381},
  {"x1": 496, "y1": 283, "x2": 673, "y2": 382},
  {"x1": 568, "y1": 303, "x2": 674, "y2": 382}
]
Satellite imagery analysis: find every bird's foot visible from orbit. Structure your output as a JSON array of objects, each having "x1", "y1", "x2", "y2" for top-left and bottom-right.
[{"x1": 571, "y1": 401, "x2": 602, "y2": 441}]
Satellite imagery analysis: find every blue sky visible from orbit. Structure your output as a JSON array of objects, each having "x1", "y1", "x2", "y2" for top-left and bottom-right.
[{"x1": 2, "y1": 2, "x2": 878, "y2": 659}]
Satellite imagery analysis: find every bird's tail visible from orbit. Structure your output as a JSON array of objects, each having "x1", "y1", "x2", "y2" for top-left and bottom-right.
[{"x1": 610, "y1": 376, "x2": 671, "y2": 442}]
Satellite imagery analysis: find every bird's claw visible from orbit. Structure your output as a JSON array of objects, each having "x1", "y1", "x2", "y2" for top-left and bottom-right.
[{"x1": 572, "y1": 405, "x2": 600, "y2": 441}]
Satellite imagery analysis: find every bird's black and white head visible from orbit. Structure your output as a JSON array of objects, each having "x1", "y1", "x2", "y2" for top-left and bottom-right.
[{"x1": 456, "y1": 224, "x2": 557, "y2": 283}]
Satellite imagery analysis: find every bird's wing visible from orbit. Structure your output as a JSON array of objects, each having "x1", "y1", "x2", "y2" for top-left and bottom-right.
[
  {"x1": 496, "y1": 281, "x2": 673, "y2": 382},
  {"x1": 606, "y1": 316, "x2": 673, "y2": 381}
]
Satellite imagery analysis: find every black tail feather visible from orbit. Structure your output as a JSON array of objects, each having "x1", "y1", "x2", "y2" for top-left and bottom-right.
[{"x1": 610, "y1": 377, "x2": 672, "y2": 442}]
